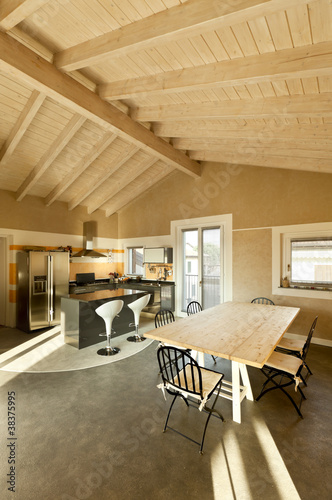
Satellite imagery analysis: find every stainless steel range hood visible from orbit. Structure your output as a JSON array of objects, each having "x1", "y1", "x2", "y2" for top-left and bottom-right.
[{"x1": 72, "y1": 221, "x2": 106, "y2": 258}]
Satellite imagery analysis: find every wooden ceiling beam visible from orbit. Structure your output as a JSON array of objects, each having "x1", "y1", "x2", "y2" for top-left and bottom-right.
[
  {"x1": 153, "y1": 122, "x2": 332, "y2": 139},
  {"x1": 0, "y1": 89, "x2": 45, "y2": 166},
  {"x1": 44, "y1": 132, "x2": 117, "y2": 207},
  {"x1": 0, "y1": 0, "x2": 50, "y2": 31},
  {"x1": 132, "y1": 94, "x2": 332, "y2": 122},
  {"x1": 16, "y1": 114, "x2": 86, "y2": 201},
  {"x1": 69, "y1": 144, "x2": 140, "y2": 212},
  {"x1": 0, "y1": 31, "x2": 201, "y2": 179},
  {"x1": 105, "y1": 165, "x2": 174, "y2": 217},
  {"x1": 189, "y1": 151, "x2": 332, "y2": 174},
  {"x1": 188, "y1": 145, "x2": 332, "y2": 160},
  {"x1": 54, "y1": 0, "x2": 308, "y2": 72},
  {"x1": 99, "y1": 41, "x2": 332, "y2": 100},
  {"x1": 85, "y1": 156, "x2": 158, "y2": 214},
  {"x1": 173, "y1": 137, "x2": 332, "y2": 151}
]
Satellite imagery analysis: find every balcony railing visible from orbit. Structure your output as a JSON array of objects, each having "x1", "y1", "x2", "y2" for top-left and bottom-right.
[{"x1": 183, "y1": 274, "x2": 220, "y2": 310}]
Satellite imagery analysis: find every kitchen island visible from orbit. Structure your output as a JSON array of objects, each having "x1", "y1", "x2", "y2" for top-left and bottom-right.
[{"x1": 61, "y1": 289, "x2": 148, "y2": 349}]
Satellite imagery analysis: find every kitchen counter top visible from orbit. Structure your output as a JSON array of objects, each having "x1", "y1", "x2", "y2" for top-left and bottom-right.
[
  {"x1": 66, "y1": 288, "x2": 144, "y2": 302},
  {"x1": 61, "y1": 289, "x2": 148, "y2": 349}
]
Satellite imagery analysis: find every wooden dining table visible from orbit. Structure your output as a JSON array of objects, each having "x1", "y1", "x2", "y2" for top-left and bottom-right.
[{"x1": 144, "y1": 301, "x2": 300, "y2": 423}]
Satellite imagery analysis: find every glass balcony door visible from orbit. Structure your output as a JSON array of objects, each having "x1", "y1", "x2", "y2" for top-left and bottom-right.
[{"x1": 182, "y1": 226, "x2": 223, "y2": 311}]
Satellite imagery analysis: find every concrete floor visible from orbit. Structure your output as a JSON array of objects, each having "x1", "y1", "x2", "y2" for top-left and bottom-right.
[{"x1": 0, "y1": 325, "x2": 331, "y2": 500}]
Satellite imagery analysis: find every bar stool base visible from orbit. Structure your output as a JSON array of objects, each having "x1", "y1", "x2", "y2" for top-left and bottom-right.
[
  {"x1": 97, "y1": 347, "x2": 120, "y2": 356},
  {"x1": 127, "y1": 336, "x2": 146, "y2": 343}
]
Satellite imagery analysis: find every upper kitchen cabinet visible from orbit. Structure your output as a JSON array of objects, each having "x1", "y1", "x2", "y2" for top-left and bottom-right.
[{"x1": 144, "y1": 248, "x2": 173, "y2": 264}]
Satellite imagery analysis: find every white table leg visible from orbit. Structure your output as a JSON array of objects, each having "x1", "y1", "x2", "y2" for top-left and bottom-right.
[
  {"x1": 232, "y1": 361, "x2": 241, "y2": 424},
  {"x1": 197, "y1": 351, "x2": 205, "y2": 366},
  {"x1": 239, "y1": 363, "x2": 254, "y2": 401}
]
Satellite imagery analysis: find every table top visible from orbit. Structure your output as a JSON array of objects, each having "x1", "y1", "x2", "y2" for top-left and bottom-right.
[
  {"x1": 144, "y1": 301, "x2": 300, "y2": 368},
  {"x1": 64, "y1": 289, "x2": 147, "y2": 302}
]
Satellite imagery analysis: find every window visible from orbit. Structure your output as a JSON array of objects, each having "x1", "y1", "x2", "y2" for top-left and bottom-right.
[
  {"x1": 291, "y1": 238, "x2": 332, "y2": 285},
  {"x1": 127, "y1": 247, "x2": 144, "y2": 275},
  {"x1": 272, "y1": 222, "x2": 332, "y2": 299}
]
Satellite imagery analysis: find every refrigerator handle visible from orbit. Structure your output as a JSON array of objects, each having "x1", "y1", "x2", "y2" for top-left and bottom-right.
[{"x1": 48, "y1": 255, "x2": 54, "y2": 322}]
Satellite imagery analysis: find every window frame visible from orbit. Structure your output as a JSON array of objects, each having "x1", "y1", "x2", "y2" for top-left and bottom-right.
[
  {"x1": 290, "y1": 237, "x2": 332, "y2": 286},
  {"x1": 272, "y1": 222, "x2": 332, "y2": 300},
  {"x1": 127, "y1": 246, "x2": 144, "y2": 276}
]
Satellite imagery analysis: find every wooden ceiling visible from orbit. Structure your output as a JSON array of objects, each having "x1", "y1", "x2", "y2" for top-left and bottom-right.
[{"x1": 0, "y1": 0, "x2": 331, "y2": 217}]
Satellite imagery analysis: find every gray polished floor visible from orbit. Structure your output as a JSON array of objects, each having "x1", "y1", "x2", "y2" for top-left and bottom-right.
[{"x1": 0, "y1": 324, "x2": 331, "y2": 500}]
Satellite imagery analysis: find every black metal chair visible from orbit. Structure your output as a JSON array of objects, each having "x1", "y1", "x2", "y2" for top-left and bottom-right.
[
  {"x1": 275, "y1": 316, "x2": 318, "y2": 383},
  {"x1": 157, "y1": 346, "x2": 225, "y2": 454},
  {"x1": 155, "y1": 310, "x2": 190, "y2": 370},
  {"x1": 251, "y1": 297, "x2": 275, "y2": 305},
  {"x1": 256, "y1": 351, "x2": 306, "y2": 418},
  {"x1": 186, "y1": 300, "x2": 203, "y2": 315},
  {"x1": 155, "y1": 309, "x2": 175, "y2": 328},
  {"x1": 187, "y1": 301, "x2": 216, "y2": 364}
]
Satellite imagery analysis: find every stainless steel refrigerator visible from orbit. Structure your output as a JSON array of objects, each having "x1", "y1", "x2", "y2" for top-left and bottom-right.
[{"x1": 17, "y1": 251, "x2": 69, "y2": 332}]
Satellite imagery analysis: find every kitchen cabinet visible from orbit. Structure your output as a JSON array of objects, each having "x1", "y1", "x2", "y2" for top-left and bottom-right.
[
  {"x1": 143, "y1": 247, "x2": 173, "y2": 264},
  {"x1": 118, "y1": 281, "x2": 175, "y2": 313}
]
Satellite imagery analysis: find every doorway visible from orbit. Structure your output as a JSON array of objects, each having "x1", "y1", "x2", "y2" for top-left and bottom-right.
[
  {"x1": 0, "y1": 237, "x2": 7, "y2": 325},
  {"x1": 172, "y1": 214, "x2": 232, "y2": 316}
]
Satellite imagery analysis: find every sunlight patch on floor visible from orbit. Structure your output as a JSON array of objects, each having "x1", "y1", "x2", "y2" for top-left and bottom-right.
[
  {"x1": 0, "y1": 326, "x2": 62, "y2": 371},
  {"x1": 210, "y1": 418, "x2": 301, "y2": 499},
  {"x1": 252, "y1": 417, "x2": 301, "y2": 499}
]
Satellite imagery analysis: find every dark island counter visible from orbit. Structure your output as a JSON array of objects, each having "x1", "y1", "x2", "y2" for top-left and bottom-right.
[{"x1": 61, "y1": 289, "x2": 148, "y2": 349}]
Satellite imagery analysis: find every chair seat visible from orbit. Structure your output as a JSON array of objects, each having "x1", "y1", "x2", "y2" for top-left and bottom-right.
[
  {"x1": 161, "y1": 364, "x2": 223, "y2": 410},
  {"x1": 157, "y1": 346, "x2": 224, "y2": 453},
  {"x1": 277, "y1": 337, "x2": 304, "y2": 354},
  {"x1": 265, "y1": 351, "x2": 303, "y2": 378}
]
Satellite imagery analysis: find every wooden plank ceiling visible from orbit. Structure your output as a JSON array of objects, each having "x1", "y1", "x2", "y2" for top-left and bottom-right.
[{"x1": 0, "y1": 0, "x2": 331, "y2": 217}]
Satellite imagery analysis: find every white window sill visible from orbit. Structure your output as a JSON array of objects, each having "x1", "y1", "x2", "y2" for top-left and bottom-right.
[{"x1": 273, "y1": 286, "x2": 332, "y2": 300}]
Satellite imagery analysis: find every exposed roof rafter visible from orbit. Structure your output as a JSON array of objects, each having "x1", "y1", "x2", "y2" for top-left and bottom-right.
[
  {"x1": 54, "y1": 0, "x2": 309, "y2": 72},
  {"x1": 86, "y1": 156, "x2": 158, "y2": 215},
  {"x1": 16, "y1": 114, "x2": 86, "y2": 201},
  {"x1": 132, "y1": 94, "x2": 332, "y2": 122},
  {"x1": 105, "y1": 165, "x2": 175, "y2": 217},
  {"x1": 44, "y1": 131, "x2": 118, "y2": 207},
  {"x1": 0, "y1": 0, "x2": 50, "y2": 31},
  {"x1": 70, "y1": 144, "x2": 140, "y2": 212},
  {"x1": 0, "y1": 89, "x2": 45, "y2": 166},
  {"x1": 0, "y1": 30, "x2": 201, "y2": 179},
  {"x1": 99, "y1": 41, "x2": 332, "y2": 100},
  {"x1": 189, "y1": 151, "x2": 332, "y2": 173}
]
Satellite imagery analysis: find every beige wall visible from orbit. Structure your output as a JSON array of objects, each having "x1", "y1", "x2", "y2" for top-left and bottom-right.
[
  {"x1": 2, "y1": 162, "x2": 332, "y2": 342},
  {"x1": 118, "y1": 163, "x2": 332, "y2": 237},
  {"x1": 118, "y1": 163, "x2": 332, "y2": 342},
  {"x1": 1, "y1": 189, "x2": 118, "y2": 238}
]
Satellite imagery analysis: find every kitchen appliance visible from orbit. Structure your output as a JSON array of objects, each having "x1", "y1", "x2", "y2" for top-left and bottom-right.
[
  {"x1": 69, "y1": 272, "x2": 110, "y2": 294},
  {"x1": 76, "y1": 272, "x2": 95, "y2": 285},
  {"x1": 71, "y1": 221, "x2": 106, "y2": 258},
  {"x1": 144, "y1": 247, "x2": 173, "y2": 264},
  {"x1": 17, "y1": 251, "x2": 69, "y2": 332}
]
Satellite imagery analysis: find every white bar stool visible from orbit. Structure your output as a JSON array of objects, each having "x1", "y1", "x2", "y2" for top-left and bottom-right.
[
  {"x1": 95, "y1": 300, "x2": 124, "y2": 356},
  {"x1": 127, "y1": 294, "x2": 151, "y2": 343}
]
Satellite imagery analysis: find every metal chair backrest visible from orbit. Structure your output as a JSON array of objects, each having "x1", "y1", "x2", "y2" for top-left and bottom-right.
[
  {"x1": 251, "y1": 297, "x2": 275, "y2": 305},
  {"x1": 303, "y1": 316, "x2": 318, "y2": 360},
  {"x1": 187, "y1": 300, "x2": 203, "y2": 315},
  {"x1": 155, "y1": 309, "x2": 175, "y2": 328},
  {"x1": 157, "y1": 346, "x2": 203, "y2": 398}
]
